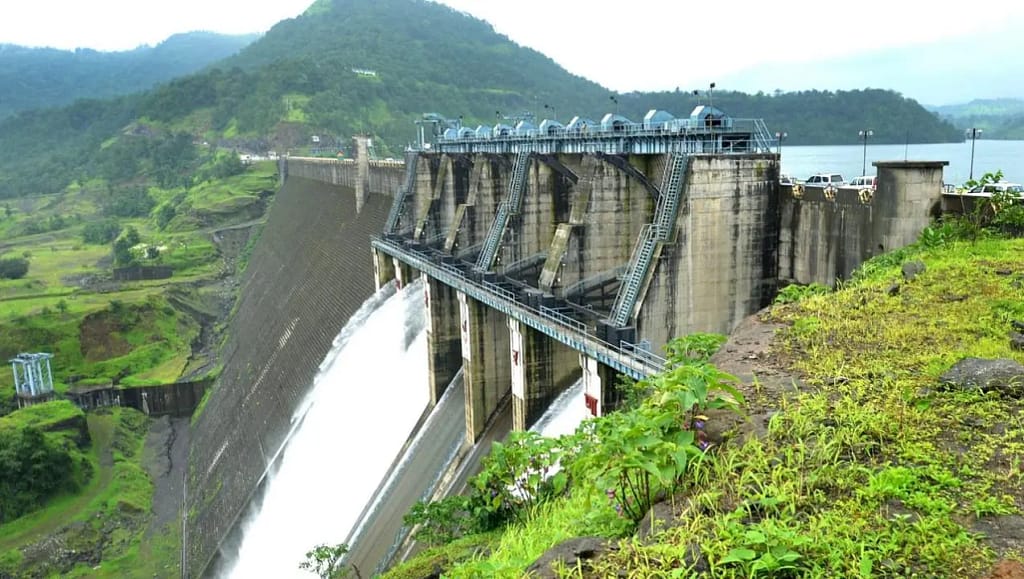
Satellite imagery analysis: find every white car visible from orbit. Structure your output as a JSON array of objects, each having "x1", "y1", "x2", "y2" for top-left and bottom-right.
[
  {"x1": 849, "y1": 175, "x2": 877, "y2": 190},
  {"x1": 967, "y1": 182, "x2": 1023, "y2": 196},
  {"x1": 804, "y1": 173, "x2": 845, "y2": 187}
]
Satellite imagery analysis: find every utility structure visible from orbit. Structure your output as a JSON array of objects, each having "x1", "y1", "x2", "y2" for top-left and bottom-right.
[
  {"x1": 373, "y1": 104, "x2": 779, "y2": 441},
  {"x1": 859, "y1": 129, "x2": 874, "y2": 176},
  {"x1": 10, "y1": 353, "x2": 55, "y2": 408},
  {"x1": 965, "y1": 128, "x2": 982, "y2": 180},
  {"x1": 775, "y1": 131, "x2": 787, "y2": 157}
]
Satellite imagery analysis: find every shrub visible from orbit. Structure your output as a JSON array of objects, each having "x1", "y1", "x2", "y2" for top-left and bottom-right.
[
  {"x1": 0, "y1": 257, "x2": 29, "y2": 280},
  {"x1": 81, "y1": 217, "x2": 121, "y2": 245}
]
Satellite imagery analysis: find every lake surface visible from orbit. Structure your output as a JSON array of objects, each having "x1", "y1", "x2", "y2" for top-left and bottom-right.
[{"x1": 780, "y1": 140, "x2": 1024, "y2": 186}]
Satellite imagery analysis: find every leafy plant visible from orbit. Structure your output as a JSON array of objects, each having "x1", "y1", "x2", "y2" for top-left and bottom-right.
[
  {"x1": 664, "y1": 333, "x2": 727, "y2": 366},
  {"x1": 405, "y1": 430, "x2": 576, "y2": 544},
  {"x1": 571, "y1": 364, "x2": 745, "y2": 523},
  {"x1": 719, "y1": 524, "x2": 811, "y2": 577},
  {"x1": 774, "y1": 283, "x2": 830, "y2": 305}
]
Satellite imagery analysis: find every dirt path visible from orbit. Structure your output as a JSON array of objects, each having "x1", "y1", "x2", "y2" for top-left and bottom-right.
[{"x1": 0, "y1": 414, "x2": 115, "y2": 551}]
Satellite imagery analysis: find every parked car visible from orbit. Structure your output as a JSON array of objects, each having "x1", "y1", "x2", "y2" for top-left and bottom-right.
[
  {"x1": 967, "y1": 182, "x2": 1023, "y2": 196},
  {"x1": 779, "y1": 174, "x2": 796, "y2": 186},
  {"x1": 804, "y1": 173, "x2": 845, "y2": 187},
  {"x1": 849, "y1": 175, "x2": 877, "y2": 190}
]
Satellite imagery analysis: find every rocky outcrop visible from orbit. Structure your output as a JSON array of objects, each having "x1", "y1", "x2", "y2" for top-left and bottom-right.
[{"x1": 939, "y1": 357, "x2": 1024, "y2": 397}]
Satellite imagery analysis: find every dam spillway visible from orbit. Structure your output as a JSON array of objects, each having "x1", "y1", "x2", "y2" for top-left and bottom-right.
[{"x1": 224, "y1": 280, "x2": 428, "y2": 578}]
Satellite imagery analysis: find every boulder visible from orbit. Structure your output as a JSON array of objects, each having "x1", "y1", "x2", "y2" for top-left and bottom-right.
[
  {"x1": 1011, "y1": 331, "x2": 1024, "y2": 352},
  {"x1": 525, "y1": 537, "x2": 610, "y2": 578},
  {"x1": 940, "y1": 358, "x2": 1024, "y2": 397},
  {"x1": 901, "y1": 260, "x2": 926, "y2": 282}
]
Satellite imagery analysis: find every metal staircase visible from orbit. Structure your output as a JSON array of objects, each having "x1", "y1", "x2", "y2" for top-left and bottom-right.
[
  {"x1": 753, "y1": 119, "x2": 775, "y2": 153},
  {"x1": 607, "y1": 153, "x2": 689, "y2": 327},
  {"x1": 475, "y1": 149, "x2": 531, "y2": 271},
  {"x1": 384, "y1": 151, "x2": 419, "y2": 234}
]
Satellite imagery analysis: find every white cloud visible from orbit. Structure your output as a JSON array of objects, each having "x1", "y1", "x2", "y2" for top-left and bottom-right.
[{"x1": 2, "y1": 0, "x2": 1022, "y2": 97}]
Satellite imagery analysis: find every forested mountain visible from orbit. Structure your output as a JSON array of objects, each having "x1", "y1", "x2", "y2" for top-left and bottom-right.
[
  {"x1": 0, "y1": 31, "x2": 257, "y2": 119},
  {"x1": 927, "y1": 98, "x2": 1024, "y2": 140},
  {"x1": 0, "y1": 0, "x2": 959, "y2": 199}
]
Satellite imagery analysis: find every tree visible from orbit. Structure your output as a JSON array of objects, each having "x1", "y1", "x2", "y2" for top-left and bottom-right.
[
  {"x1": 112, "y1": 226, "x2": 141, "y2": 266},
  {"x1": 299, "y1": 543, "x2": 354, "y2": 579},
  {"x1": 0, "y1": 257, "x2": 29, "y2": 279},
  {"x1": 56, "y1": 299, "x2": 69, "y2": 316},
  {"x1": 0, "y1": 427, "x2": 77, "y2": 523},
  {"x1": 81, "y1": 218, "x2": 121, "y2": 244}
]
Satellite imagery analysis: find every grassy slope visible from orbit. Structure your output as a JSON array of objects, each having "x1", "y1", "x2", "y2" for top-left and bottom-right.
[
  {"x1": 387, "y1": 234, "x2": 1024, "y2": 578},
  {"x1": 0, "y1": 408, "x2": 160, "y2": 578}
]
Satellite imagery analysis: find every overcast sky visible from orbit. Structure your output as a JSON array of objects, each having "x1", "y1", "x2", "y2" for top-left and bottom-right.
[{"x1": 3, "y1": 0, "x2": 1023, "y2": 96}]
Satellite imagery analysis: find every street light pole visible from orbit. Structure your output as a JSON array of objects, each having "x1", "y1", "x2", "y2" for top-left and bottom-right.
[
  {"x1": 544, "y1": 104, "x2": 556, "y2": 123},
  {"x1": 966, "y1": 128, "x2": 983, "y2": 180},
  {"x1": 609, "y1": 95, "x2": 618, "y2": 115},
  {"x1": 858, "y1": 129, "x2": 874, "y2": 176},
  {"x1": 775, "y1": 131, "x2": 787, "y2": 157}
]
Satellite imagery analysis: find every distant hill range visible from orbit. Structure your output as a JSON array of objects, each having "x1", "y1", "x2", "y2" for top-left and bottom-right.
[
  {"x1": 0, "y1": 0, "x2": 961, "y2": 199},
  {"x1": 926, "y1": 99, "x2": 1024, "y2": 140},
  {"x1": 0, "y1": 31, "x2": 257, "y2": 119}
]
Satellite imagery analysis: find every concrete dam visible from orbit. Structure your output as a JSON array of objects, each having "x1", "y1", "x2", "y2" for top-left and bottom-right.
[{"x1": 183, "y1": 110, "x2": 947, "y2": 577}]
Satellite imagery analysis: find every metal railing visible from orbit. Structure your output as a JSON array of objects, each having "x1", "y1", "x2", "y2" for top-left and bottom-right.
[
  {"x1": 430, "y1": 118, "x2": 774, "y2": 154},
  {"x1": 372, "y1": 236, "x2": 666, "y2": 379},
  {"x1": 753, "y1": 119, "x2": 775, "y2": 153},
  {"x1": 607, "y1": 153, "x2": 688, "y2": 327},
  {"x1": 475, "y1": 149, "x2": 531, "y2": 271},
  {"x1": 384, "y1": 151, "x2": 419, "y2": 234}
]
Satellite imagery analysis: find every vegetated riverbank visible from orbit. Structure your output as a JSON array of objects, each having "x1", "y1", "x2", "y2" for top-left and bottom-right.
[{"x1": 385, "y1": 225, "x2": 1024, "y2": 578}]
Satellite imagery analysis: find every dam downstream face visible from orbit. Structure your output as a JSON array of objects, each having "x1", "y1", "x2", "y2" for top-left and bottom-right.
[{"x1": 225, "y1": 279, "x2": 428, "y2": 578}]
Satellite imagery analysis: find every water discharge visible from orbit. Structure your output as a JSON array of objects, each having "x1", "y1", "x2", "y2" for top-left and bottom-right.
[
  {"x1": 530, "y1": 380, "x2": 588, "y2": 437},
  {"x1": 226, "y1": 279, "x2": 428, "y2": 578}
]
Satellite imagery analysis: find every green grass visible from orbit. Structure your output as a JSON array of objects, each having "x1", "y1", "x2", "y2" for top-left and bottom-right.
[
  {"x1": 0, "y1": 409, "x2": 158, "y2": 577},
  {"x1": 0, "y1": 412, "x2": 112, "y2": 551},
  {"x1": 0, "y1": 400, "x2": 82, "y2": 430},
  {"x1": 391, "y1": 235, "x2": 1024, "y2": 578}
]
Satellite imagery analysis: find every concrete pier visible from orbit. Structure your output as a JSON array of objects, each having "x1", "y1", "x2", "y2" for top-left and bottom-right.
[
  {"x1": 425, "y1": 277, "x2": 461, "y2": 405},
  {"x1": 508, "y1": 318, "x2": 580, "y2": 431},
  {"x1": 459, "y1": 291, "x2": 512, "y2": 443}
]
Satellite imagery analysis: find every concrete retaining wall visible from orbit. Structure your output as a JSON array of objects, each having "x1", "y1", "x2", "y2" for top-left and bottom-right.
[
  {"x1": 284, "y1": 157, "x2": 404, "y2": 195},
  {"x1": 638, "y1": 155, "x2": 779, "y2": 347},
  {"x1": 778, "y1": 161, "x2": 945, "y2": 285},
  {"x1": 184, "y1": 176, "x2": 390, "y2": 577},
  {"x1": 67, "y1": 380, "x2": 209, "y2": 417}
]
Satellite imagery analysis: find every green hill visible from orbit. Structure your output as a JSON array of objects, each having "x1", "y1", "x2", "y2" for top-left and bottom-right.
[
  {"x1": 0, "y1": 0, "x2": 959, "y2": 200},
  {"x1": 928, "y1": 98, "x2": 1024, "y2": 140},
  {"x1": 0, "y1": 32, "x2": 258, "y2": 120}
]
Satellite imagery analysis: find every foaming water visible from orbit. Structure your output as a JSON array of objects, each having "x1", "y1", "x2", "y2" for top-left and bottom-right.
[
  {"x1": 226, "y1": 279, "x2": 428, "y2": 578},
  {"x1": 530, "y1": 379, "x2": 588, "y2": 437}
]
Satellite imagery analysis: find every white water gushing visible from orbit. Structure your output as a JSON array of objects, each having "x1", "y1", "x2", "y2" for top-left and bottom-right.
[
  {"x1": 530, "y1": 379, "x2": 588, "y2": 438},
  {"x1": 227, "y1": 279, "x2": 429, "y2": 578}
]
